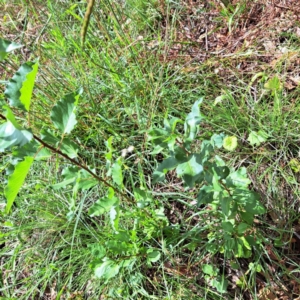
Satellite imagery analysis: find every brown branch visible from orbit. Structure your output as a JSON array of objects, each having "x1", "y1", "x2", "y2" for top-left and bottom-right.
[{"x1": 0, "y1": 113, "x2": 132, "y2": 203}]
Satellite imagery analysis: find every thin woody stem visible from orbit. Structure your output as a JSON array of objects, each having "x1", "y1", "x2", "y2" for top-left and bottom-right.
[{"x1": 0, "y1": 113, "x2": 132, "y2": 203}]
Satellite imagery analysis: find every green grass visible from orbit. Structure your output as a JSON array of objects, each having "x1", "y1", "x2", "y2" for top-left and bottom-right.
[{"x1": 1, "y1": 0, "x2": 300, "y2": 299}]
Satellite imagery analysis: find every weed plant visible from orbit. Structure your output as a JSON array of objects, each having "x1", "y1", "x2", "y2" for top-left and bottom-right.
[{"x1": 1, "y1": 0, "x2": 300, "y2": 299}]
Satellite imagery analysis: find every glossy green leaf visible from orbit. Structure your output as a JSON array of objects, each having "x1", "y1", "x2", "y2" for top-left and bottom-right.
[
  {"x1": 50, "y1": 89, "x2": 82, "y2": 134},
  {"x1": 239, "y1": 236, "x2": 251, "y2": 250},
  {"x1": 4, "y1": 61, "x2": 38, "y2": 111},
  {"x1": 235, "y1": 238, "x2": 252, "y2": 258},
  {"x1": 212, "y1": 169, "x2": 223, "y2": 192},
  {"x1": 215, "y1": 166, "x2": 230, "y2": 179},
  {"x1": 199, "y1": 141, "x2": 214, "y2": 162},
  {"x1": 0, "y1": 121, "x2": 33, "y2": 151},
  {"x1": 0, "y1": 38, "x2": 23, "y2": 61},
  {"x1": 4, "y1": 156, "x2": 34, "y2": 213}
]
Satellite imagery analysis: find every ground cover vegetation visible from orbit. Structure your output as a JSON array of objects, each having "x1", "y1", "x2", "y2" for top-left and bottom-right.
[{"x1": 0, "y1": 0, "x2": 300, "y2": 299}]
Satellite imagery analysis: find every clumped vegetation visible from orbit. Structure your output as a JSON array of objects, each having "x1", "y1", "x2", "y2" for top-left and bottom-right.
[{"x1": 1, "y1": 0, "x2": 300, "y2": 299}]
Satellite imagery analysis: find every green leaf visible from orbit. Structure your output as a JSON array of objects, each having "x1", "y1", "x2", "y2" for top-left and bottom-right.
[
  {"x1": 223, "y1": 135, "x2": 238, "y2": 151},
  {"x1": 60, "y1": 138, "x2": 79, "y2": 158},
  {"x1": 240, "y1": 211, "x2": 254, "y2": 224},
  {"x1": 111, "y1": 158, "x2": 123, "y2": 186},
  {"x1": 105, "y1": 136, "x2": 114, "y2": 162},
  {"x1": 94, "y1": 259, "x2": 120, "y2": 280},
  {"x1": 289, "y1": 158, "x2": 300, "y2": 173},
  {"x1": 52, "y1": 167, "x2": 98, "y2": 190},
  {"x1": 134, "y1": 188, "x2": 152, "y2": 208},
  {"x1": 12, "y1": 140, "x2": 51, "y2": 161},
  {"x1": 221, "y1": 196, "x2": 231, "y2": 216},
  {"x1": 212, "y1": 276, "x2": 228, "y2": 293},
  {"x1": 244, "y1": 198, "x2": 265, "y2": 215},
  {"x1": 214, "y1": 166, "x2": 230, "y2": 179},
  {"x1": 40, "y1": 129, "x2": 59, "y2": 146},
  {"x1": 50, "y1": 89, "x2": 82, "y2": 134},
  {"x1": 88, "y1": 244, "x2": 106, "y2": 258},
  {"x1": 110, "y1": 204, "x2": 119, "y2": 231},
  {"x1": 199, "y1": 140, "x2": 214, "y2": 162},
  {"x1": 42, "y1": 129, "x2": 79, "y2": 158},
  {"x1": 165, "y1": 117, "x2": 183, "y2": 133},
  {"x1": 235, "y1": 238, "x2": 252, "y2": 258},
  {"x1": 222, "y1": 221, "x2": 234, "y2": 233},
  {"x1": 197, "y1": 185, "x2": 214, "y2": 205},
  {"x1": 77, "y1": 172, "x2": 98, "y2": 190},
  {"x1": 211, "y1": 133, "x2": 225, "y2": 148},
  {"x1": 247, "y1": 130, "x2": 268, "y2": 146},
  {"x1": 153, "y1": 157, "x2": 180, "y2": 183},
  {"x1": 176, "y1": 155, "x2": 203, "y2": 187},
  {"x1": 2, "y1": 105, "x2": 22, "y2": 129},
  {"x1": 239, "y1": 236, "x2": 251, "y2": 250},
  {"x1": 19, "y1": 62, "x2": 38, "y2": 111},
  {"x1": 4, "y1": 156, "x2": 34, "y2": 213},
  {"x1": 147, "y1": 128, "x2": 169, "y2": 144},
  {"x1": 0, "y1": 121, "x2": 33, "y2": 151},
  {"x1": 62, "y1": 166, "x2": 80, "y2": 179},
  {"x1": 88, "y1": 188, "x2": 118, "y2": 217},
  {"x1": 264, "y1": 75, "x2": 282, "y2": 92},
  {"x1": 0, "y1": 38, "x2": 23, "y2": 61},
  {"x1": 52, "y1": 177, "x2": 77, "y2": 190},
  {"x1": 237, "y1": 223, "x2": 249, "y2": 235},
  {"x1": 4, "y1": 61, "x2": 38, "y2": 111},
  {"x1": 226, "y1": 167, "x2": 251, "y2": 188},
  {"x1": 224, "y1": 237, "x2": 235, "y2": 251},
  {"x1": 147, "y1": 249, "x2": 161, "y2": 263},
  {"x1": 202, "y1": 264, "x2": 216, "y2": 276},
  {"x1": 184, "y1": 98, "x2": 203, "y2": 142}
]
